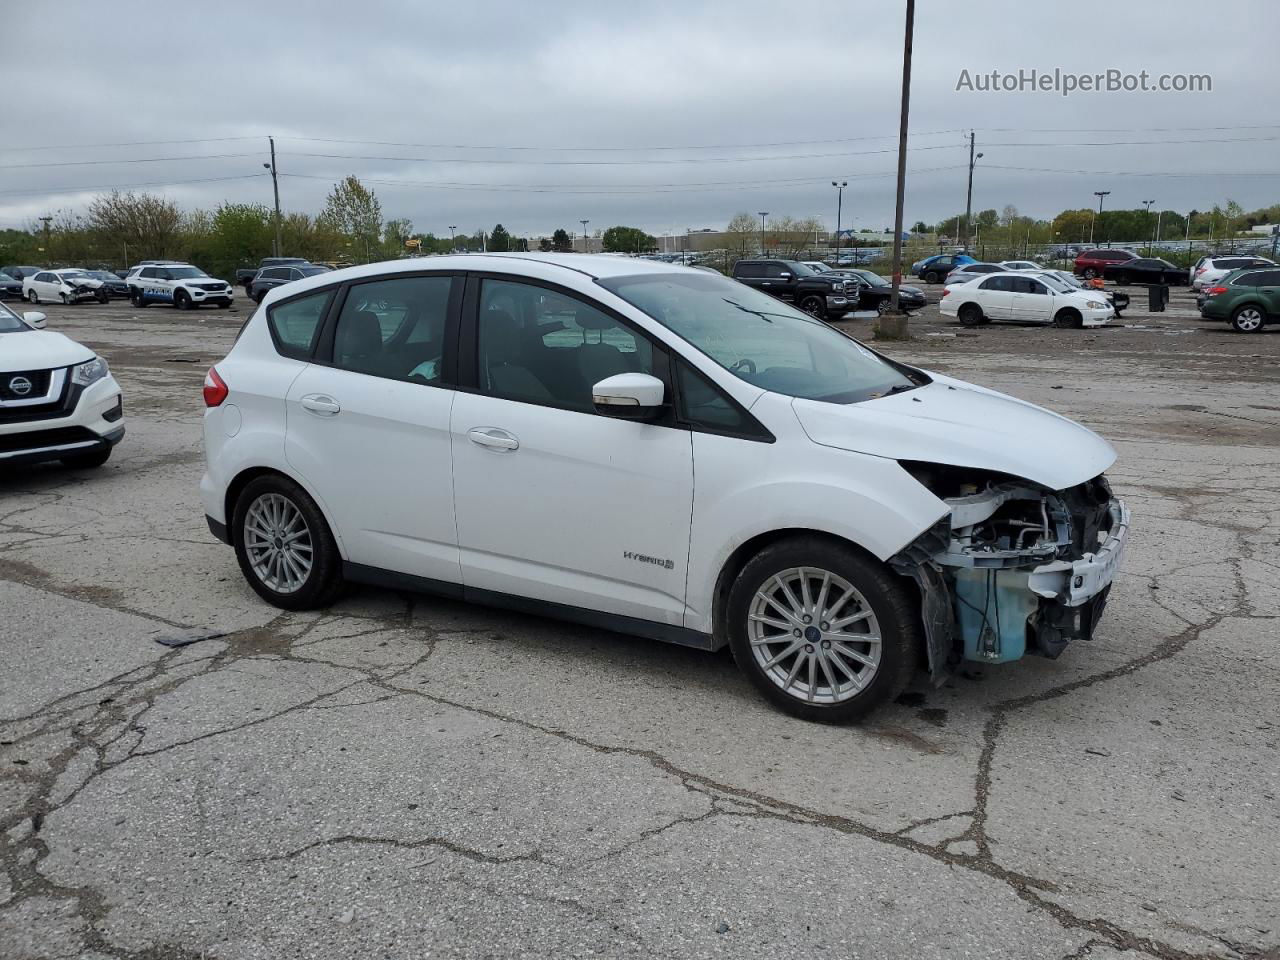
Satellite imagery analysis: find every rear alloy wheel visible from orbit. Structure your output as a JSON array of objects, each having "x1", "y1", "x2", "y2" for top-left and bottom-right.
[
  {"x1": 958, "y1": 303, "x2": 983, "y2": 326},
  {"x1": 232, "y1": 475, "x2": 344, "y2": 610},
  {"x1": 1053, "y1": 308, "x2": 1083, "y2": 329},
  {"x1": 1230, "y1": 305, "x2": 1265, "y2": 333},
  {"x1": 728, "y1": 537, "x2": 918, "y2": 722},
  {"x1": 175, "y1": 290, "x2": 193, "y2": 310},
  {"x1": 1082, "y1": 268, "x2": 1097, "y2": 280},
  {"x1": 799, "y1": 295, "x2": 826, "y2": 320}
]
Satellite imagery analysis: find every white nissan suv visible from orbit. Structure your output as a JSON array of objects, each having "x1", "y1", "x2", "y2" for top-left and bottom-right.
[
  {"x1": 201, "y1": 254, "x2": 1128, "y2": 721},
  {"x1": 0, "y1": 302, "x2": 124, "y2": 469}
]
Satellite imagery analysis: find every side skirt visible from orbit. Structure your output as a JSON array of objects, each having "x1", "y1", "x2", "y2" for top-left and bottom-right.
[{"x1": 342, "y1": 561, "x2": 717, "y2": 651}]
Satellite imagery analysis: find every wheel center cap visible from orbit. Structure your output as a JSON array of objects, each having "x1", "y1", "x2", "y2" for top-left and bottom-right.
[
  {"x1": 273, "y1": 537, "x2": 283, "y2": 549},
  {"x1": 804, "y1": 626, "x2": 822, "y2": 643}
]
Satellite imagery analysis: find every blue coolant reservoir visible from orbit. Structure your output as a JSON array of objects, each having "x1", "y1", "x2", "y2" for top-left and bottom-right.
[{"x1": 952, "y1": 568, "x2": 1038, "y2": 662}]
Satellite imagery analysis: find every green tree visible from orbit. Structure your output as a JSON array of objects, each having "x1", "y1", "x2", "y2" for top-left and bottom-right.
[
  {"x1": 489, "y1": 223, "x2": 512, "y2": 252},
  {"x1": 319, "y1": 176, "x2": 383, "y2": 255},
  {"x1": 551, "y1": 228, "x2": 572, "y2": 252},
  {"x1": 207, "y1": 203, "x2": 273, "y2": 269},
  {"x1": 601, "y1": 225, "x2": 655, "y2": 254},
  {"x1": 382, "y1": 218, "x2": 414, "y2": 257},
  {"x1": 538, "y1": 237, "x2": 554, "y2": 252}
]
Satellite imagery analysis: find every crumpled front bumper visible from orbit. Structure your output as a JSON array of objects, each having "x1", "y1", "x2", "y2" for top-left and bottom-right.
[{"x1": 1028, "y1": 499, "x2": 1129, "y2": 607}]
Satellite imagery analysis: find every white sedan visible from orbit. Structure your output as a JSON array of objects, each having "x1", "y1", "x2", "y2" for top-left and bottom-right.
[
  {"x1": 998, "y1": 260, "x2": 1044, "y2": 272},
  {"x1": 940, "y1": 271, "x2": 1114, "y2": 328},
  {"x1": 23, "y1": 269, "x2": 108, "y2": 305}
]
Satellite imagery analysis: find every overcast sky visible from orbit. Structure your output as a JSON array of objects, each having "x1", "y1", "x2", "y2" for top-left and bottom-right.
[{"x1": 4, "y1": 0, "x2": 1278, "y2": 238}]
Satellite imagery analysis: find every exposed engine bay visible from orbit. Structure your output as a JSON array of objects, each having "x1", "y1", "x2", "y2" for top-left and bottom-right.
[{"x1": 891, "y1": 463, "x2": 1130, "y2": 682}]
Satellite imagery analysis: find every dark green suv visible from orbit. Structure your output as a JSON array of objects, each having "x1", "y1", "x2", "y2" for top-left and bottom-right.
[{"x1": 1199, "y1": 267, "x2": 1280, "y2": 333}]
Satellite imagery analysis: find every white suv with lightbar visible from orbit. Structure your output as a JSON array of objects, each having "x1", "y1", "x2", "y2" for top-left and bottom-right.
[
  {"x1": 200, "y1": 253, "x2": 1128, "y2": 721},
  {"x1": 0, "y1": 302, "x2": 124, "y2": 469},
  {"x1": 127, "y1": 263, "x2": 234, "y2": 310}
]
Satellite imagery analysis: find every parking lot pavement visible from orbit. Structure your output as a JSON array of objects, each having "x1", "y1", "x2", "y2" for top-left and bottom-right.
[{"x1": 2, "y1": 290, "x2": 1278, "y2": 959}]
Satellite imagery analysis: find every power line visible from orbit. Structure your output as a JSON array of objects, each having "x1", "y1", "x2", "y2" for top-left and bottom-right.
[
  {"x1": 0, "y1": 173, "x2": 270, "y2": 197},
  {"x1": 0, "y1": 152, "x2": 261, "y2": 170},
  {"x1": 0, "y1": 136, "x2": 265, "y2": 153},
  {"x1": 984, "y1": 163, "x2": 1280, "y2": 179}
]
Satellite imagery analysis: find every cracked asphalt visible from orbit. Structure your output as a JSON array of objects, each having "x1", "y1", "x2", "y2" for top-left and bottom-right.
[{"x1": 1, "y1": 287, "x2": 1277, "y2": 960}]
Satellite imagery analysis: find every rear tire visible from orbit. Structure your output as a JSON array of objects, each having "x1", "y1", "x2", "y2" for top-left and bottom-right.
[
  {"x1": 799, "y1": 294, "x2": 826, "y2": 320},
  {"x1": 96, "y1": 289, "x2": 109, "y2": 304},
  {"x1": 232, "y1": 474, "x2": 345, "y2": 610},
  {"x1": 1230, "y1": 305, "x2": 1266, "y2": 333},
  {"x1": 61, "y1": 448, "x2": 111, "y2": 469},
  {"x1": 1054, "y1": 308, "x2": 1083, "y2": 329},
  {"x1": 726, "y1": 536, "x2": 919, "y2": 723},
  {"x1": 27, "y1": 290, "x2": 38, "y2": 304},
  {"x1": 958, "y1": 303, "x2": 983, "y2": 326},
  {"x1": 924, "y1": 270, "x2": 940, "y2": 284},
  {"x1": 1082, "y1": 268, "x2": 1097, "y2": 280}
]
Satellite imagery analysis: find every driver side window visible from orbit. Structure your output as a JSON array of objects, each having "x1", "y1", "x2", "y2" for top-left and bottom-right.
[{"x1": 476, "y1": 278, "x2": 661, "y2": 413}]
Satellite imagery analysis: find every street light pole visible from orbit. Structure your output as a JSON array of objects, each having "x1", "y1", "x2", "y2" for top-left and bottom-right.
[
  {"x1": 1090, "y1": 190, "x2": 1110, "y2": 245},
  {"x1": 1142, "y1": 200, "x2": 1155, "y2": 253},
  {"x1": 580, "y1": 219, "x2": 590, "y2": 253},
  {"x1": 448, "y1": 225, "x2": 457, "y2": 252},
  {"x1": 962, "y1": 133, "x2": 983, "y2": 252},
  {"x1": 263, "y1": 137, "x2": 282, "y2": 258},
  {"x1": 883, "y1": 0, "x2": 915, "y2": 333},
  {"x1": 831, "y1": 181, "x2": 846, "y2": 265},
  {"x1": 758, "y1": 212, "x2": 769, "y2": 255}
]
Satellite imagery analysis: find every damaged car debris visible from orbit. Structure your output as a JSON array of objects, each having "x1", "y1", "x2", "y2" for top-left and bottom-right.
[{"x1": 893, "y1": 466, "x2": 1129, "y2": 682}]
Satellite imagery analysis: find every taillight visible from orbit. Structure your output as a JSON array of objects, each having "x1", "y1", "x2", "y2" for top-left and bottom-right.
[
  {"x1": 203, "y1": 366, "x2": 228, "y2": 407},
  {"x1": 1195, "y1": 267, "x2": 1206, "y2": 275},
  {"x1": 1206, "y1": 286, "x2": 1228, "y2": 296},
  {"x1": 941, "y1": 289, "x2": 950, "y2": 297}
]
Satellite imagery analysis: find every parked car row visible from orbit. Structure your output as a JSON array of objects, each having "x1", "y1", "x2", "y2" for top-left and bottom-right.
[{"x1": 730, "y1": 259, "x2": 927, "y2": 319}]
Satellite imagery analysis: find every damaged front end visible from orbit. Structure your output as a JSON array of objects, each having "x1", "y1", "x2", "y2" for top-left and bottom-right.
[{"x1": 891, "y1": 463, "x2": 1130, "y2": 683}]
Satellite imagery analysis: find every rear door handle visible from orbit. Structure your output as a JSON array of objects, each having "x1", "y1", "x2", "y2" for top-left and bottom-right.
[
  {"x1": 300, "y1": 394, "x2": 341, "y2": 416},
  {"x1": 467, "y1": 427, "x2": 519, "y2": 451}
]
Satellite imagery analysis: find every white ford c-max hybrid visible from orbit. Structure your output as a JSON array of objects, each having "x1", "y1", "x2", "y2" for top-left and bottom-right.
[{"x1": 201, "y1": 254, "x2": 1128, "y2": 721}]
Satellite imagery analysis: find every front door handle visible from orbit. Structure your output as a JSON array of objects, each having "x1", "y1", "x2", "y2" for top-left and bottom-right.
[
  {"x1": 467, "y1": 427, "x2": 519, "y2": 451},
  {"x1": 300, "y1": 394, "x2": 341, "y2": 416}
]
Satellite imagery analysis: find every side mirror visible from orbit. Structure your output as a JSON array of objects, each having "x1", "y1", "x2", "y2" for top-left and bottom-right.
[
  {"x1": 778, "y1": 272, "x2": 791, "y2": 278},
  {"x1": 592, "y1": 373, "x2": 665, "y2": 421},
  {"x1": 23, "y1": 311, "x2": 47, "y2": 329}
]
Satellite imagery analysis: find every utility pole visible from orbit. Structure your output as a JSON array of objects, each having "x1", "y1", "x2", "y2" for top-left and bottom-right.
[
  {"x1": 448, "y1": 225, "x2": 457, "y2": 252},
  {"x1": 580, "y1": 219, "x2": 590, "y2": 253},
  {"x1": 758, "y1": 212, "x2": 769, "y2": 255},
  {"x1": 962, "y1": 132, "x2": 982, "y2": 252},
  {"x1": 264, "y1": 137, "x2": 282, "y2": 258},
  {"x1": 1090, "y1": 190, "x2": 1110, "y2": 245},
  {"x1": 831, "y1": 181, "x2": 846, "y2": 265},
  {"x1": 882, "y1": 0, "x2": 915, "y2": 336},
  {"x1": 38, "y1": 216, "x2": 52, "y2": 260}
]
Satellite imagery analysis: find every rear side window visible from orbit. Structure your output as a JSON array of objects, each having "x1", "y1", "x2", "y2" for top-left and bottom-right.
[
  {"x1": 331, "y1": 275, "x2": 454, "y2": 383},
  {"x1": 735, "y1": 262, "x2": 765, "y2": 278},
  {"x1": 267, "y1": 289, "x2": 332, "y2": 359},
  {"x1": 980, "y1": 276, "x2": 1011, "y2": 291}
]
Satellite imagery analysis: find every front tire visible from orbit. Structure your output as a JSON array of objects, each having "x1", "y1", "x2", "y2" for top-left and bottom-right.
[
  {"x1": 799, "y1": 295, "x2": 826, "y2": 320},
  {"x1": 175, "y1": 290, "x2": 193, "y2": 310},
  {"x1": 97, "y1": 289, "x2": 109, "y2": 304},
  {"x1": 232, "y1": 475, "x2": 344, "y2": 610},
  {"x1": 1053, "y1": 308, "x2": 1083, "y2": 329},
  {"x1": 131, "y1": 288, "x2": 148, "y2": 308},
  {"x1": 26, "y1": 290, "x2": 38, "y2": 304},
  {"x1": 1230, "y1": 305, "x2": 1266, "y2": 333},
  {"x1": 61, "y1": 448, "x2": 111, "y2": 469},
  {"x1": 727, "y1": 537, "x2": 919, "y2": 722},
  {"x1": 924, "y1": 270, "x2": 940, "y2": 284},
  {"x1": 958, "y1": 303, "x2": 983, "y2": 327}
]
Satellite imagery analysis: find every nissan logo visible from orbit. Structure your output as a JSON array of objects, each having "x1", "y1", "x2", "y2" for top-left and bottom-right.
[{"x1": 8, "y1": 376, "x2": 33, "y2": 397}]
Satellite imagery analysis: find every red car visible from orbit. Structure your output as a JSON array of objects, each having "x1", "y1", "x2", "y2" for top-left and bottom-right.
[{"x1": 1074, "y1": 248, "x2": 1139, "y2": 280}]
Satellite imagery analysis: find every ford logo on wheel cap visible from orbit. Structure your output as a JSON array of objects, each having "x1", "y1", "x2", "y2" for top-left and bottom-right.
[{"x1": 8, "y1": 376, "x2": 32, "y2": 397}]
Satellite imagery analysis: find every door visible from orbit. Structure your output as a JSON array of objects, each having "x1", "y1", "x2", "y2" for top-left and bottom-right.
[
  {"x1": 976, "y1": 275, "x2": 1014, "y2": 318},
  {"x1": 32, "y1": 273, "x2": 58, "y2": 300},
  {"x1": 1252, "y1": 269, "x2": 1280, "y2": 318},
  {"x1": 283, "y1": 274, "x2": 462, "y2": 584},
  {"x1": 1009, "y1": 276, "x2": 1054, "y2": 322},
  {"x1": 761, "y1": 261, "x2": 797, "y2": 301},
  {"x1": 450, "y1": 276, "x2": 694, "y2": 626}
]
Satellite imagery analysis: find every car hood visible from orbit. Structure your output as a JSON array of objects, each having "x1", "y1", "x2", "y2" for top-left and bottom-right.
[
  {"x1": 0, "y1": 330, "x2": 95, "y2": 372},
  {"x1": 791, "y1": 373, "x2": 1115, "y2": 491},
  {"x1": 60, "y1": 276, "x2": 103, "y2": 288}
]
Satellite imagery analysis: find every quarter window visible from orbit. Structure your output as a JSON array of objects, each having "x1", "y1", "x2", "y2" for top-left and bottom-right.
[
  {"x1": 476, "y1": 278, "x2": 658, "y2": 412},
  {"x1": 331, "y1": 276, "x2": 453, "y2": 383},
  {"x1": 267, "y1": 289, "x2": 332, "y2": 359},
  {"x1": 676, "y1": 360, "x2": 750, "y2": 433}
]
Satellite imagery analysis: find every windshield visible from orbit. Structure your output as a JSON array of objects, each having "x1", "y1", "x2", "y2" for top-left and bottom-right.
[
  {"x1": 598, "y1": 272, "x2": 919, "y2": 403},
  {"x1": 59, "y1": 270, "x2": 90, "y2": 279},
  {"x1": 1038, "y1": 274, "x2": 1073, "y2": 293},
  {"x1": 0, "y1": 273, "x2": 14, "y2": 282},
  {"x1": 165, "y1": 267, "x2": 208, "y2": 279},
  {"x1": 852, "y1": 269, "x2": 889, "y2": 286},
  {"x1": 0, "y1": 302, "x2": 28, "y2": 332}
]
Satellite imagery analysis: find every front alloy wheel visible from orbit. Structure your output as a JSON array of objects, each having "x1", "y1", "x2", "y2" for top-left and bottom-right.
[
  {"x1": 1231, "y1": 305, "x2": 1265, "y2": 333},
  {"x1": 728, "y1": 537, "x2": 918, "y2": 722}
]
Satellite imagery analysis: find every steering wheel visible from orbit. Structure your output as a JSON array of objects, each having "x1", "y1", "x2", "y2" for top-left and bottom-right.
[{"x1": 730, "y1": 358, "x2": 756, "y2": 375}]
